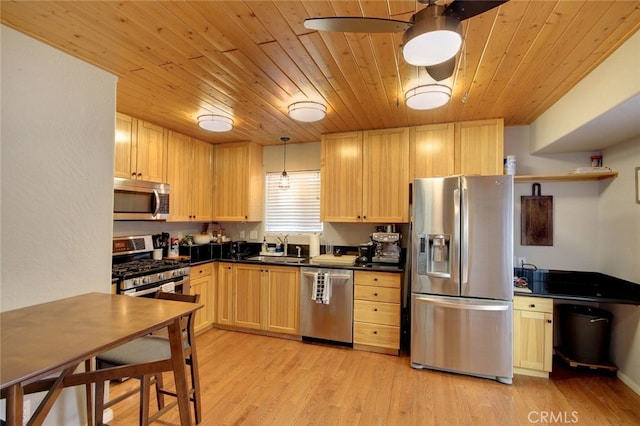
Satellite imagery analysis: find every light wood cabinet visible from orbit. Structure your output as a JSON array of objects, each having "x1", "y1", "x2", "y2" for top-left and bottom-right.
[
  {"x1": 213, "y1": 142, "x2": 263, "y2": 221},
  {"x1": 217, "y1": 262, "x2": 234, "y2": 326},
  {"x1": 217, "y1": 263, "x2": 300, "y2": 336},
  {"x1": 454, "y1": 118, "x2": 504, "y2": 175},
  {"x1": 166, "y1": 130, "x2": 214, "y2": 222},
  {"x1": 321, "y1": 128, "x2": 409, "y2": 223},
  {"x1": 410, "y1": 123, "x2": 455, "y2": 178},
  {"x1": 190, "y1": 262, "x2": 215, "y2": 334},
  {"x1": 114, "y1": 113, "x2": 167, "y2": 183},
  {"x1": 513, "y1": 295, "x2": 554, "y2": 378},
  {"x1": 353, "y1": 271, "x2": 401, "y2": 355}
]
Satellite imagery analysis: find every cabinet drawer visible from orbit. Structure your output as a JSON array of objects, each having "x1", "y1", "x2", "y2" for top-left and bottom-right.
[
  {"x1": 354, "y1": 322, "x2": 400, "y2": 349},
  {"x1": 354, "y1": 284, "x2": 400, "y2": 303},
  {"x1": 354, "y1": 271, "x2": 401, "y2": 288},
  {"x1": 514, "y1": 296, "x2": 553, "y2": 313},
  {"x1": 354, "y1": 300, "x2": 400, "y2": 326},
  {"x1": 192, "y1": 262, "x2": 213, "y2": 277}
]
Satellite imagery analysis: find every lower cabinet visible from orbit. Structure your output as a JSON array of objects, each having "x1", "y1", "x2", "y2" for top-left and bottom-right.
[
  {"x1": 190, "y1": 262, "x2": 215, "y2": 334},
  {"x1": 353, "y1": 271, "x2": 401, "y2": 355},
  {"x1": 217, "y1": 262, "x2": 300, "y2": 336},
  {"x1": 513, "y1": 295, "x2": 554, "y2": 378}
]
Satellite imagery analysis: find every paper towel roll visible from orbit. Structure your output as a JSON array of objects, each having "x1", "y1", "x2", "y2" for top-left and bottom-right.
[{"x1": 309, "y1": 233, "x2": 320, "y2": 257}]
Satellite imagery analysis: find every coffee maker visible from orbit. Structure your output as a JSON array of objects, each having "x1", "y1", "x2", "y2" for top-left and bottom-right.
[{"x1": 371, "y1": 227, "x2": 401, "y2": 264}]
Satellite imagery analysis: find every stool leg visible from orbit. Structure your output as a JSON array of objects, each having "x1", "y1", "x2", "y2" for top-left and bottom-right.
[
  {"x1": 94, "y1": 380, "x2": 105, "y2": 426},
  {"x1": 85, "y1": 359, "x2": 93, "y2": 426}
]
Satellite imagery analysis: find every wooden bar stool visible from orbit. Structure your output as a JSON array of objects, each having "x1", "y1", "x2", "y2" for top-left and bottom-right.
[{"x1": 93, "y1": 292, "x2": 202, "y2": 425}]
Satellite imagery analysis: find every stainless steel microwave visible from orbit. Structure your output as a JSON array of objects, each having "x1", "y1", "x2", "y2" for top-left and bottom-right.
[{"x1": 113, "y1": 178, "x2": 170, "y2": 221}]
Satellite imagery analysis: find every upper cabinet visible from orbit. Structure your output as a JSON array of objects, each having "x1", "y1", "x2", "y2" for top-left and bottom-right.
[
  {"x1": 321, "y1": 128, "x2": 410, "y2": 223},
  {"x1": 114, "y1": 112, "x2": 167, "y2": 183},
  {"x1": 411, "y1": 119, "x2": 504, "y2": 179},
  {"x1": 166, "y1": 131, "x2": 214, "y2": 222},
  {"x1": 410, "y1": 123, "x2": 455, "y2": 178},
  {"x1": 454, "y1": 118, "x2": 504, "y2": 176},
  {"x1": 213, "y1": 142, "x2": 263, "y2": 222}
]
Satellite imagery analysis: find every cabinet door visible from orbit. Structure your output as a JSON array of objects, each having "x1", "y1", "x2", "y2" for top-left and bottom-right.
[
  {"x1": 513, "y1": 309, "x2": 553, "y2": 372},
  {"x1": 363, "y1": 128, "x2": 410, "y2": 223},
  {"x1": 411, "y1": 123, "x2": 455, "y2": 179},
  {"x1": 320, "y1": 131, "x2": 363, "y2": 222},
  {"x1": 217, "y1": 263, "x2": 234, "y2": 325},
  {"x1": 190, "y1": 263, "x2": 212, "y2": 333},
  {"x1": 166, "y1": 131, "x2": 192, "y2": 222},
  {"x1": 114, "y1": 112, "x2": 136, "y2": 179},
  {"x1": 135, "y1": 119, "x2": 166, "y2": 182},
  {"x1": 213, "y1": 143, "x2": 263, "y2": 221},
  {"x1": 454, "y1": 119, "x2": 504, "y2": 175},
  {"x1": 265, "y1": 266, "x2": 300, "y2": 335},
  {"x1": 191, "y1": 138, "x2": 214, "y2": 221},
  {"x1": 233, "y1": 264, "x2": 263, "y2": 330}
]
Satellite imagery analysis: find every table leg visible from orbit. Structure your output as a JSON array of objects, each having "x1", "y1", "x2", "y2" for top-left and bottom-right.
[
  {"x1": 5, "y1": 384, "x2": 24, "y2": 426},
  {"x1": 167, "y1": 318, "x2": 191, "y2": 426}
]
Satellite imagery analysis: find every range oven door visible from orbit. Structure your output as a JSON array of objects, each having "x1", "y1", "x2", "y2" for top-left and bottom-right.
[{"x1": 121, "y1": 276, "x2": 190, "y2": 297}]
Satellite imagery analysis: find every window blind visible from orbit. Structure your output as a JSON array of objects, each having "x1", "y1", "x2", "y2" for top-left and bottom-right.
[{"x1": 265, "y1": 170, "x2": 322, "y2": 233}]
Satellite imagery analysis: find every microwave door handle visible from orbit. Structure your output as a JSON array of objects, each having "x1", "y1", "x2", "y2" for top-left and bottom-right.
[{"x1": 152, "y1": 189, "x2": 160, "y2": 217}]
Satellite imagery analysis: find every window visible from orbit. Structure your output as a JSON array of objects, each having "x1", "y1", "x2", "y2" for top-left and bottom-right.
[{"x1": 264, "y1": 170, "x2": 322, "y2": 233}]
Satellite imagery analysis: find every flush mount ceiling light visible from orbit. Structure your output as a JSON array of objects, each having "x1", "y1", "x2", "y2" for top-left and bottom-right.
[
  {"x1": 279, "y1": 137, "x2": 290, "y2": 190},
  {"x1": 405, "y1": 84, "x2": 452, "y2": 110},
  {"x1": 402, "y1": 5, "x2": 462, "y2": 67},
  {"x1": 288, "y1": 101, "x2": 327, "y2": 122},
  {"x1": 197, "y1": 114, "x2": 233, "y2": 132}
]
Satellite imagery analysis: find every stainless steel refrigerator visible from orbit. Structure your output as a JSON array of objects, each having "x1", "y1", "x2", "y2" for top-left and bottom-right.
[{"x1": 411, "y1": 175, "x2": 513, "y2": 384}]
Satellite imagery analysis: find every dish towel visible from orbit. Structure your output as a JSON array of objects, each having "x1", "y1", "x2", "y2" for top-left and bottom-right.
[{"x1": 311, "y1": 272, "x2": 332, "y2": 304}]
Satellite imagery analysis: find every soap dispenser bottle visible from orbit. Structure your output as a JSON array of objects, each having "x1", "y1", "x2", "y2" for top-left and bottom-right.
[{"x1": 262, "y1": 237, "x2": 268, "y2": 253}]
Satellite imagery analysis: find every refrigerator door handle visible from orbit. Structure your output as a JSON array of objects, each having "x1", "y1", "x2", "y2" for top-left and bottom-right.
[
  {"x1": 414, "y1": 296, "x2": 510, "y2": 311},
  {"x1": 454, "y1": 187, "x2": 461, "y2": 287},
  {"x1": 460, "y1": 186, "x2": 469, "y2": 287}
]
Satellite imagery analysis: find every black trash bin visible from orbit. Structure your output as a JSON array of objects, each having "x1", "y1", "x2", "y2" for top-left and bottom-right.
[{"x1": 559, "y1": 304, "x2": 612, "y2": 364}]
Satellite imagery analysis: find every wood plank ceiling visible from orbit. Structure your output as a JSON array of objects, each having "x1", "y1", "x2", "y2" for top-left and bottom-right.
[{"x1": 1, "y1": 1, "x2": 639, "y2": 146}]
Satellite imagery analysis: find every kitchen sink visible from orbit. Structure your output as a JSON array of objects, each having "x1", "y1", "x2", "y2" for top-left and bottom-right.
[{"x1": 245, "y1": 255, "x2": 306, "y2": 264}]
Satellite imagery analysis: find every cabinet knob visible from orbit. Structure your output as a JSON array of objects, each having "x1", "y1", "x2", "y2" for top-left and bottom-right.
[
  {"x1": 529, "y1": 304, "x2": 535, "y2": 308},
  {"x1": 373, "y1": 330, "x2": 377, "y2": 335},
  {"x1": 373, "y1": 293, "x2": 378, "y2": 296},
  {"x1": 357, "y1": 215, "x2": 361, "y2": 219},
  {"x1": 131, "y1": 172, "x2": 137, "y2": 178},
  {"x1": 547, "y1": 319, "x2": 552, "y2": 323},
  {"x1": 373, "y1": 308, "x2": 378, "y2": 312},
  {"x1": 374, "y1": 278, "x2": 378, "y2": 281},
  {"x1": 137, "y1": 173, "x2": 142, "y2": 178}
]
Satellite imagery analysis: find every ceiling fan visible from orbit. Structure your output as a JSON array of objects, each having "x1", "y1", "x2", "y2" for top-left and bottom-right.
[{"x1": 304, "y1": 0, "x2": 507, "y2": 81}]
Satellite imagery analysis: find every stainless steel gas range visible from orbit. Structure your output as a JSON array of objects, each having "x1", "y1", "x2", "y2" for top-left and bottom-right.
[{"x1": 112, "y1": 235, "x2": 190, "y2": 297}]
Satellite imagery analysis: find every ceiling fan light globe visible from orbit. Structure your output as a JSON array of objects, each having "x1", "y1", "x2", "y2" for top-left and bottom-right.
[
  {"x1": 197, "y1": 114, "x2": 233, "y2": 132},
  {"x1": 405, "y1": 84, "x2": 452, "y2": 110},
  {"x1": 403, "y1": 30, "x2": 462, "y2": 66},
  {"x1": 288, "y1": 101, "x2": 327, "y2": 122}
]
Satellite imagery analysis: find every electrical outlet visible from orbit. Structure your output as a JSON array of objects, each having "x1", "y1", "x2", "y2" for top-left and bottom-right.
[
  {"x1": 23, "y1": 399, "x2": 31, "y2": 423},
  {"x1": 249, "y1": 230, "x2": 258, "y2": 240},
  {"x1": 239, "y1": 230, "x2": 245, "y2": 239},
  {"x1": 517, "y1": 257, "x2": 526, "y2": 267}
]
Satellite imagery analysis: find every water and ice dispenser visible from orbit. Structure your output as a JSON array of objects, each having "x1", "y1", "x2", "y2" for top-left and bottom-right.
[{"x1": 417, "y1": 234, "x2": 451, "y2": 277}]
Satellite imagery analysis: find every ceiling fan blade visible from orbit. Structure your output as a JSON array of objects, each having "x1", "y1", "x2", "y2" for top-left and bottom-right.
[
  {"x1": 425, "y1": 57, "x2": 457, "y2": 81},
  {"x1": 304, "y1": 17, "x2": 412, "y2": 33},
  {"x1": 443, "y1": 0, "x2": 508, "y2": 21}
]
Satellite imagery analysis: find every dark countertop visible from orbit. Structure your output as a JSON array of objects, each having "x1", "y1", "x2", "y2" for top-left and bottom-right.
[
  {"x1": 218, "y1": 256, "x2": 405, "y2": 273},
  {"x1": 513, "y1": 268, "x2": 640, "y2": 305}
]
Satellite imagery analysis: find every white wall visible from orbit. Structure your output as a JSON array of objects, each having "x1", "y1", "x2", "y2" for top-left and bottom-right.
[{"x1": 1, "y1": 25, "x2": 116, "y2": 424}]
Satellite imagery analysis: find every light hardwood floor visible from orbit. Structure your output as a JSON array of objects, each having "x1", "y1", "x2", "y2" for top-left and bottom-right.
[{"x1": 105, "y1": 328, "x2": 640, "y2": 425}]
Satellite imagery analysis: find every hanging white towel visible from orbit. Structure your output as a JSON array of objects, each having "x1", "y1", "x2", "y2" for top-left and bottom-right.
[
  {"x1": 311, "y1": 272, "x2": 321, "y2": 301},
  {"x1": 322, "y1": 273, "x2": 332, "y2": 305}
]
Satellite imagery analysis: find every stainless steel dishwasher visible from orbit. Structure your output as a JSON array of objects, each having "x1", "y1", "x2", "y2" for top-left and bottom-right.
[{"x1": 300, "y1": 267, "x2": 354, "y2": 345}]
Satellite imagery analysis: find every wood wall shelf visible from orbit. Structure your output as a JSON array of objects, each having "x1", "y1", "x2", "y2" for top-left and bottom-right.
[{"x1": 514, "y1": 172, "x2": 618, "y2": 183}]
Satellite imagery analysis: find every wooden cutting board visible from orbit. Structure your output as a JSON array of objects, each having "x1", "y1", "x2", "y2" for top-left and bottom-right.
[
  {"x1": 521, "y1": 183, "x2": 553, "y2": 246},
  {"x1": 310, "y1": 254, "x2": 357, "y2": 266}
]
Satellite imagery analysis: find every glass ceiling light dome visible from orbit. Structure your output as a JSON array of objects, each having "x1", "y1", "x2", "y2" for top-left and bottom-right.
[
  {"x1": 288, "y1": 101, "x2": 327, "y2": 122},
  {"x1": 405, "y1": 84, "x2": 452, "y2": 110},
  {"x1": 402, "y1": 5, "x2": 462, "y2": 66},
  {"x1": 197, "y1": 114, "x2": 233, "y2": 132}
]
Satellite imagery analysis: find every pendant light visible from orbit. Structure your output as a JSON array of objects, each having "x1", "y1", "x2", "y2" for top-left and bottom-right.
[{"x1": 279, "y1": 137, "x2": 290, "y2": 190}]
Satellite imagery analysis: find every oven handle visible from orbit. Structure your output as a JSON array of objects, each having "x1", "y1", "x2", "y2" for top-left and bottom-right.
[
  {"x1": 124, "y1": 276, "x2": 190, "y2": 297},
  {"x1": 125, "y1": 285, "x2": 162, "y2": 297}
]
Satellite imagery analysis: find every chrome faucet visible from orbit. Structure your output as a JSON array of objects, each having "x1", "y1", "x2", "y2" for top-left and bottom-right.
[
  {"x1": 276, "y1": 235, "x2": 289, "y2": 255},
  {"x1": 296, "y1": 245, "x2": 302, "y2": 257}
]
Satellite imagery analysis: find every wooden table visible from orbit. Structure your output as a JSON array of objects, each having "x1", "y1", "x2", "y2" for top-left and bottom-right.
[{"x1": 1, "y1": 292, "x2": 201, "y2": 425}]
